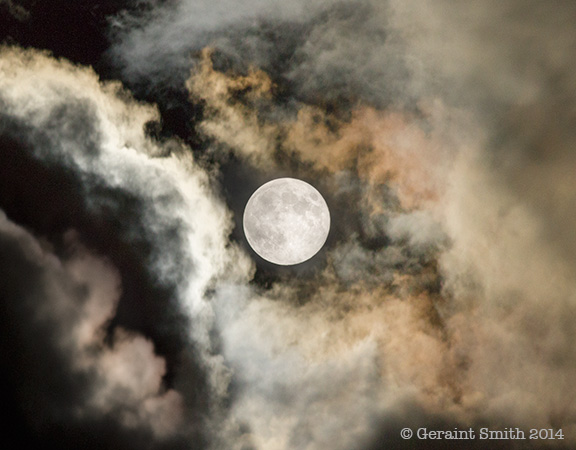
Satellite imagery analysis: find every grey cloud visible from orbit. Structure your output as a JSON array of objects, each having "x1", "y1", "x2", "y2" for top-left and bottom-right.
[
  {"x1": 108, "y1": 0, "x2": 413, "y2": 108},
  {"x1": 107, "y1": 0, "x2": 315, "y2": 89}
]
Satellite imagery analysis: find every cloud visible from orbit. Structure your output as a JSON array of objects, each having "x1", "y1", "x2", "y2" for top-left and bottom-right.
[
  {"x1": 0, "y1": 45, "x2": 253, "y2": 447},
  {"x1": 107, "y1": 0, "x2": 413, "y2": 109},
  {"x1": 386, "y1": 0, "x2": 576, "y2": 432},
  {"x1": 107, "y1": 0, "x2": 317, "y2": 90},
  {"x1": 388, "y1": 0, "x2": 576, "y2": 110},
  {"x1": 186, "y1": 48, "x2": 279, "y2": 168},
  {"x1": 439, "y1": 148, "x2": 576, "y2": 432},
  {"x1": 3, "y1": 0, "x2": 576, "y2": 448},
  {"x1": 0, "y1": 0, "x2": 30, "y2": 22},
  {"x1": 181, "y1": 1, "x2": 576, "y2": 445},
  {"x1": 0, "y1": 211, "x2": 183, "y2": 443},
  {"x1": 186, "y1": 50, "x2": 448, "y2": 209}
]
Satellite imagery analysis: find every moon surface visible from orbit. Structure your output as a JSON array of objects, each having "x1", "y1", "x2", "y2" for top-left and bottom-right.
[{"x1": 243, "y1": 178, "x2": 331, "y2": 265}]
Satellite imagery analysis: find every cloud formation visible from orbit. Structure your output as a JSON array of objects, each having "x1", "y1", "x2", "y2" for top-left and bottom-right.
[
  {"x1": 0, "y1": 45, "x2": 252, "y2": 447},
  {"x1": 1, "y1": 0, "x2": 576, "y2": 449},
  {"x1": 0, "y1": 216, "x2": 182, "y2": 438},
  {"x1": 182, "y1": 1, "x2": 576, "y2": 446}
]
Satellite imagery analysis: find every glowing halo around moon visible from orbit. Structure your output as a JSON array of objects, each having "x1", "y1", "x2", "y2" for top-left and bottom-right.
[{"x1": 243, "y1": 178, "x2": 331, "y2": 265}]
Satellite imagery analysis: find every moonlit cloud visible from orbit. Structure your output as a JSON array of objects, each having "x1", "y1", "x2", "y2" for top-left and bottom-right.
[
  {"x1": 1, "y1": 0, "x2": 575, "y2": 449},
  {"x1": 0, "y1": 45, "x2": 252, "y2": 446}
]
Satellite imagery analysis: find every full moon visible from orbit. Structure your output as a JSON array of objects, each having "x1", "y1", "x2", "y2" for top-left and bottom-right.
[{"x1": 243, "y1": 178, "x2": 331, "y2": 265}]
